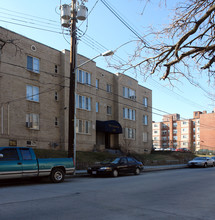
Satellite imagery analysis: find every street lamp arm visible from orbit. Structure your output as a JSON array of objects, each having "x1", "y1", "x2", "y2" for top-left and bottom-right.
[{"x1": 76, "y1": 50, "x2": 114, "y2": 69}]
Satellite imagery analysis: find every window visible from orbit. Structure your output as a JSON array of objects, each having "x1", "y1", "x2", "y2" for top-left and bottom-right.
[
  {"x1": 20, "y1": 148, "x2": 32, "y2": 160},
  {"x1": 76, "y1": 119, "x2": 91, "y2": 134},
  {"x1": 26, "y1": 85, "x2": 39, "y2": 102},
  {"x1": 77, "y1": 70, "x2": 91, "y2": 85},
  {"x1": 76, "y1": 95, "x2": 91, "y2": 111},
  {"x1": 143, "y1": 115, "x2": 148, "y2": 125},
  {"x1": 181, "y1": 128, "x2": 188, "y2": 133},
  {"x1": 162, "y1": 131, "x2": 167, "y2": 135},
  {"x1": 173, "y1": 122, "x2": 177, "y2": 127},
  {"x1": 123, "y1": 87, "x2": 136, "y2": 100},
  {"x1": 173, "y1": 129, "x2": 177, "y2": 134},
  {"x1": 153, "y1": 124, "x2": 158, "y2": 128},
  {"x1": 124, "y1": 128, "x2": 136, "y2": 140},
  {"x1": 107, "y1": 84, "x2": 112, "y2": 93},
  {"x1": 27, "y1": 56, "x2": 40, "y2": 73},
  {"x1": 143, "y1": 132, "x2": 148, "y2": 142},
  {"x1": 123, "y1": 108, "x2": 135, "y2": 121},
  {"x1": 154, "y1": 130, "x2": 158, "y2": 134},
  {"x1": 0, "y1": 148, "x2": 19, "y2": 160},
  {"x1": 55, "y1": 65, "x2": 58, "y2": 73},
  {"x1": 96, "y1": 79, "x2": 99, "y2": 89},
  {"x1": 173, "y1": 136, "x2": 177, "y2": 140},
  {"x1": 96, "y1": 102, "x2": 99, "y2": 113},
  {"x1": 55, "y1": 92, "x2": 58, "y2": 101},
  {"x1": 107, "y1": 106, "x2": 112, "y2": 115},
  {"x1": 26, "y1": 113, "x2": 39, "y2": 130},
  {"x1": 55, "y1": 117, "x2": 58, "y2": 126},
  {"x1": 143, "y1": 97, "x2": 148, "y2": 107}
]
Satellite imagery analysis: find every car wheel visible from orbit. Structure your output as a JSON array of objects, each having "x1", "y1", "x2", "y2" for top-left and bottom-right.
[
  {"x1": 203, "y1": 163, "x2": 207, "y2": 168},
  {"x1": 50, "y1": 168, "x2": 65, "y2": 183},
  {"x1": 134, "y1": 168, "x2": 140, "y2": 175},
  {"x1": 112, "y1": 169, "x2": 118, "y2": 177}
]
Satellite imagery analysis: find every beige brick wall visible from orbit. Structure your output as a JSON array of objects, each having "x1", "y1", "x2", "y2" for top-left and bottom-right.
[{"x1": 0, "y1": 27, "x2": 152, "y2": 154}]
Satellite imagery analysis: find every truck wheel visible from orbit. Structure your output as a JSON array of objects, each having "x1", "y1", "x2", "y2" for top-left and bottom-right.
[{"x1": 50, "y1": 168, "x2": 65, "y2": 183}]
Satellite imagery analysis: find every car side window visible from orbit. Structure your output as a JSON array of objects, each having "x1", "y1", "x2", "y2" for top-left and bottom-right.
[
  {"x1": 120, "y1": 158, "x2": 128, "y2": 164},
  {"x1": 127, "y1": 157, "x2": 136, "y2": 164},
  {"x1": 0, "y1": 148, "x2": 19, "y2": 161},
  {"x1": 20, "y1": 148, "x2": 32, "y2": 160}
]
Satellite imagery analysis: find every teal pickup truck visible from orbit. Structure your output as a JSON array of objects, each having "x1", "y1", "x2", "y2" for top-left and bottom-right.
[{"x1": 0, "y1": 147, "x2": 75, "y2": 183}]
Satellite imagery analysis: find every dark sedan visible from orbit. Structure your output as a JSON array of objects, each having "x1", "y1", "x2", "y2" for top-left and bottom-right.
[{"x1": 87, "y1": 156, "x2": 143, "y2": 177}]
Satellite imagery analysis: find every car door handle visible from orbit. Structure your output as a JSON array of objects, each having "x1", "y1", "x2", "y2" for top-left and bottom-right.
[{"x1": 17, "y1": 162, "x2": 22, "y2": 165}]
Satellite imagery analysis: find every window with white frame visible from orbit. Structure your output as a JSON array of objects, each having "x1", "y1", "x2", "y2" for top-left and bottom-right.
[
  {"x1": 76, "y1": 94, "x2": 91, "y2": 111},
  {"x1": 107, "y1": 106, "x2": 112, "y2": 115},
  {"x1": 27, "y1": 56, "x2": 40, "y2": 73},
  {"x1": 143, "y1": 97, "x2": 148, "y2": 107},
  {"x1": 106, "y1": 84, "x2": 112, "y2": 93},
  {"x1": 76, "y1": 119, "x2": 91, "y2": 134},
  {"x1": 26, "y1": 113, "x2": 39, "y2": 130},
  {"x1": 124, "y1": 128, "x2": 136, "y2": 140},
  {"x1": 143, "y1": 132, "x2": 148, "y2": 142},
  {"x1": 96, "y1": 102, "x2": 99, "y2": 113},
  {"x1": 26, "y1": 85, "x2": 39, "y2": 102},
  {"x1": 123, "y1": 87, "x2": 136, "y2": 100},
  {"x1": 96, "y1": 79, "x2": 99, "y2": 89},
  {"x1": 77, "y1": 70, "x2": 91, "y2": 85},
  {"x1": 143, "y1": 114, "x2": 148, "y2": 125},
  {"x1": 123, "y1": 108, "x2": 135, "y2": 121},
  {"x1": 153, "y1": 124, "x2": 158, "y2": 128},
  {"x1": 154, "y1": 130, "x2": 158, "y2": 134}
]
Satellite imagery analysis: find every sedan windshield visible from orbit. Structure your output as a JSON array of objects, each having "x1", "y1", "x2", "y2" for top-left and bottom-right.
[{"x1": 110, "y1": 158, "x2": 121, "y2": 164}]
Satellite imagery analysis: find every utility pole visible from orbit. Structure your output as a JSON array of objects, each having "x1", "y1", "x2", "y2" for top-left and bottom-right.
[{"x1": 68, "y1": 0, "x2": 77, "y2": 160}]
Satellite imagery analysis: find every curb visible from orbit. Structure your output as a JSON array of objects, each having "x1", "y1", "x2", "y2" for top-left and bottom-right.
[{"x1": 74, "y1": 164, "x2": 188, "y2": 177}]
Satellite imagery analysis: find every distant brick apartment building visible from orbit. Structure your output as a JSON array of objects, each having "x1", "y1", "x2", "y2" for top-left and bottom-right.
[
  {"x1": 0, "y1": 27, "x2": 152, "y2": 154},
  {"x1": 153, "y1": 110, "x2": 215, "y2": 152}
]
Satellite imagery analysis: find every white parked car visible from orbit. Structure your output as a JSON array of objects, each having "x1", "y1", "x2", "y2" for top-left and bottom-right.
[{"x1": 188, "y1": 157, "x2": 215, "y2": 168}]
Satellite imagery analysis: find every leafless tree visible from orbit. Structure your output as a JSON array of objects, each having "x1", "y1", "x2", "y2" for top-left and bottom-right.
[
  {"x1": 0, "y1": 31, "x2": 22, "y2": 55},
  {"x1": 111, "y1": 0, "x2": 215, "y2": 85}
]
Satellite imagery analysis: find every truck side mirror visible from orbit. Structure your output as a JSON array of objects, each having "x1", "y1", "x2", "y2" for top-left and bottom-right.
[{"x1": 0, "y1": 154, "x2": 3, "y2": 158}]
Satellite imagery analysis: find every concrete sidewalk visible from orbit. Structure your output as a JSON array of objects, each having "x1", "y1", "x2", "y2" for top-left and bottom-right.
[{"x1": 74, "y1": 164, "x2": 188, "y2": 176}]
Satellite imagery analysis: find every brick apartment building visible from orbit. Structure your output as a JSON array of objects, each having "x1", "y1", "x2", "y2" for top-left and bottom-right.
[
  {"x1": 0, "y1": 27, "x2": 152, "y2": 154},
  {"x1": 153, "y1": 110, "x2": 215, "y2": 152}
]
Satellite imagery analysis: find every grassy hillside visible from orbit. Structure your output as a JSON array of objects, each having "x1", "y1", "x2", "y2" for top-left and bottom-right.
[{"x1": 34, "y1": 149, "x2": 195, "y2": 169}]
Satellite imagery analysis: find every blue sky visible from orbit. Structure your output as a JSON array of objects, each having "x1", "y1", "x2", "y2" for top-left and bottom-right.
[{"x1": 0, "y1": 0, "x2": 214, "y2": 122}]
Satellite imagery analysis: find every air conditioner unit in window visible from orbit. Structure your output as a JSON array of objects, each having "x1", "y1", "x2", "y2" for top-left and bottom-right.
[
  {"x1": 50, "y1": 142, "x2": 59, "y2": 148},
  {"x1": 26, "y1": 122, "x2": 33, "y2": 128},
  {"x1": 26, "y1": 140, "x2": 36, "y2": 146},
  {"x1": 130, "y1": 95, "x2": 136, "y2": 100}
]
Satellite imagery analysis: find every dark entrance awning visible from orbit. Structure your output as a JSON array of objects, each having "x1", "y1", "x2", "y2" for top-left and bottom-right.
[{"x1": 96, "y1": 120, "x2": 122, "y2": 134}]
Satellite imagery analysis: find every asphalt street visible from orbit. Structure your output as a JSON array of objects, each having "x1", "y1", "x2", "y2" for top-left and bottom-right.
[{"x1": 1, "y1": 167, "x2": 215, "y2": 220}]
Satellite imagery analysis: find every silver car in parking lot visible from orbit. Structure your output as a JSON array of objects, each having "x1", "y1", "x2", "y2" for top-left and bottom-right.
[{"x1": 188, "y1": 157, "x2": 215, "y2": 168}]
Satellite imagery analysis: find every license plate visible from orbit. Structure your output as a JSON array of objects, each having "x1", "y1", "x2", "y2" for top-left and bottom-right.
[{"x1": 92, "y1": 171, "x2": 97, "y2": 175}]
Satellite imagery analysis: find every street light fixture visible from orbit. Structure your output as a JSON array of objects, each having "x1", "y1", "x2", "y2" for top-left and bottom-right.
[{"x1": 77, "y1": 50, "x2": 114, "y2": 69}]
